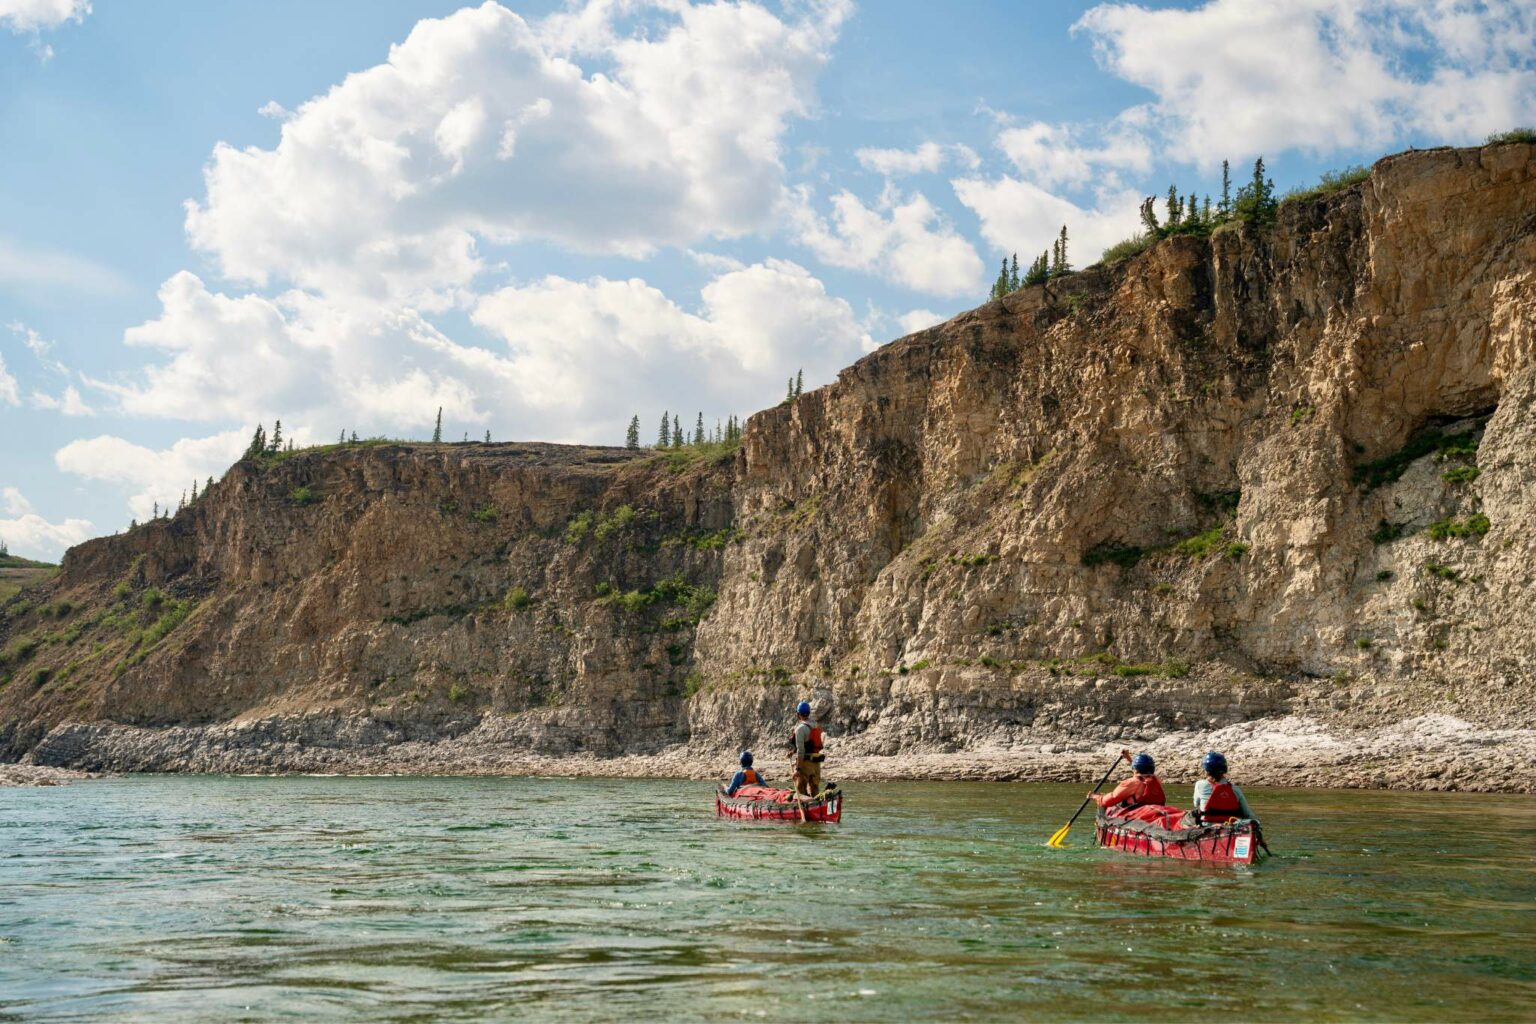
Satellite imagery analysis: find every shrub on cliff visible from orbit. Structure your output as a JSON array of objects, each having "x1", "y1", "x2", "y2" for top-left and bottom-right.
[
  {"x1": 1487, "y1": 127, "x2": 1536, "y2": 144},
  {"x1": 1427, "y1": 514, "x2": 1490, "y2": 540}
]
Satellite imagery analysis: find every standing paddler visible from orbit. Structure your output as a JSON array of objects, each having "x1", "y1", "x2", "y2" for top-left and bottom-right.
[{"x1": 789, "y1": 700, "x2": 825, "y2": 797}]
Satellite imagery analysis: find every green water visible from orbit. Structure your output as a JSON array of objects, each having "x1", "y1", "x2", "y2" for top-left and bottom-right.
[{"x1": 2, "y1": 777, "x2": 1532, "y2": 1022}]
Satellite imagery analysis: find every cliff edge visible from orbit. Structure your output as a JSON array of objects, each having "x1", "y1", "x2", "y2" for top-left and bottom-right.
[{"x1": 3, "y1": 143, "x2": 1534, "y2": 790}]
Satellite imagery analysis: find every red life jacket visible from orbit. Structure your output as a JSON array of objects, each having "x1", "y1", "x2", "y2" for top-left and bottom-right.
[
  {"x1": 740, "y1": 767, "x2": 760, "y2": 786},
  {"x1": 794, "y1": 723, "x2": 825, "y2": 761},
  {"x1": 1202, "y1": 780, "x2": 1244, "y2": 822},
  {"x1": 1127, "y1": 775, "x2": 1165, "y2": 807}
]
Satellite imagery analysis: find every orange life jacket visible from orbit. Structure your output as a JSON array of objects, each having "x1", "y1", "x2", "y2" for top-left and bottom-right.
[
  {"x1": 1202, "y1": 780, "x2": 1243, "y2": 822},
  {"x1": 1126, "y1": 774, "x2": 1165, "y2": 808},
  {"x1": 740, "y1": 767, "x2": 760, "y2": 785}
]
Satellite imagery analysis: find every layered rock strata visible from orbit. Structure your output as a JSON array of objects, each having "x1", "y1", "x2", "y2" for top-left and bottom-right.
[{"x1": 3, "y1": 143, "x2": 1533, "y2": 791}]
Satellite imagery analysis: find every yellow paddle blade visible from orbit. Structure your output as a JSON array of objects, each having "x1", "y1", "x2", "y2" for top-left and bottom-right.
[{"x1": 1047, "y1": 823, "x2": 1072, "y2": 848}]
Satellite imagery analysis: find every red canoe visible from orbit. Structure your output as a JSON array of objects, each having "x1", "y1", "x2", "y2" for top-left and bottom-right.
[
  {"x1": 1095, "y1": 805, "x2": 1266, "y2": 865},
  {"x1": 716, "y1": 782, "x2": 843, "y2": 823}
]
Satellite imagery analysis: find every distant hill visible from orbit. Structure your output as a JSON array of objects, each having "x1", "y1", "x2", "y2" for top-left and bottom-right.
[{"x1": 0, "y1": 555, "x2": 58, "y2": 602}]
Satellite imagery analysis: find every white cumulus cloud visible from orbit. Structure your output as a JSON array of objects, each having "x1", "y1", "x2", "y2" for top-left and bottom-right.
[
  {"x1": 1075, "y1": 0, "x2": 1536, "y2": 163},
  {"x1": 952, "y1": 176, "x2": 1144, "y2": 268},
  {"x1": 897, "y1": 308, "x2": 945, "y2": 334},
  {"x1": 471, "y1": 257, "x2": 869, "y2": 431},
  {"x1": 55, "y1": 430, "x2": 250, "y2": 524},
  {"x1": 0, "y1": 487, "x2": 94, "y2": 561},
  {"x1": 995, "y1": 118, "x2": 1152, "y2": 189},
  {"x1": 86, "y1": 258, "x2": 867, "y2": 464},
  {"x1": 794, "y1": 184, "x2": 985, "y2": 297},
  {"x1": 184, "y1": 0, "x2": 851, "y2": 305},
  {"x1": 0, "y1": 0, "x2": 88, "y2": 33}
]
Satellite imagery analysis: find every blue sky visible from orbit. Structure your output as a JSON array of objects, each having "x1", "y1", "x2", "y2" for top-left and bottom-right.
[{"x1": 2, "y1": 0, "x2": 1532, "y2": 559}]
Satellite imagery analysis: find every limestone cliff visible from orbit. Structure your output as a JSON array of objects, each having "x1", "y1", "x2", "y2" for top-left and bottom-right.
[{"x1": 3, "y1": 143, "x2": 1534, "y2": 790}]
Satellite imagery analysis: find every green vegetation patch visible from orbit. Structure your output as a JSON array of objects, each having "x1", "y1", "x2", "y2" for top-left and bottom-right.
[
  {"x1": 1352, "y1": 421, "x2": 1484, "y2": 490},
  {"x1": 1100, "y1": 232, "x2": 1152, "y2": 266},
  {"x1": 1281, "y1": 165, "x2": 1370, "y2": 205},
  {"x1": 1487, "y1": 127, "x2": 1536, "y2": 144},
  {"x1": 501, "y1": 586, "x2": 533, "y2": 612},
  {"x1": 1442, "y1": 465, "x2": 1480, "y2": 485},
  {"x1": 596, "y1": 572, "x2": 716, "y2": 624},
  {"x1": 115, "y1": 589, "x2": 198, "y2": 671},
  {"x1": 1427, "y1": 514, "x2": 1490, "y2": 541},
  {"x1": 1424, "y1": 561, "x2": 1461, "y2": 583},
  {"x1": 653, "y1": 438, "x2": 741, "y2": 473},
  {"x1": 564, "y1": 511, "x2": 594, "y2": 544}
]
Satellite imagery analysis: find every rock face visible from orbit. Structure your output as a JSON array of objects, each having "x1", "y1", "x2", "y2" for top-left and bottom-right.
[{"x1": 2, "y1": 143, "x2": 1534, "y2": 790}]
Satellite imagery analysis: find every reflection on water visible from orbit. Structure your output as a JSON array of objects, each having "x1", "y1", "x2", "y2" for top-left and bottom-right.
[{"x1": 1, "y1": 777, "x2": 1533, "y2": 1022}]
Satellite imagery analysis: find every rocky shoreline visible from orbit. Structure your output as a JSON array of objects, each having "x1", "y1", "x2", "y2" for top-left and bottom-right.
[
  {"x1": 0, "y1": 764, "x2": 101, "y2": 787},
  {"x1": 13, "y1": 709, "x2": 1532, "y2": 793}
]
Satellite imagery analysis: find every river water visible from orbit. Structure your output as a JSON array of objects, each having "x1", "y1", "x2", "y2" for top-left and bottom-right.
[{"x1": 2, "y1": 776, "x2": 1532, "y2": 1022}]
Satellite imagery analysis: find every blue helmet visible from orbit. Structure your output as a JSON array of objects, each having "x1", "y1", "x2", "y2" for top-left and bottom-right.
[
  {"x1": 796, "y1": 700, "x2": 811, "y2": 717},
  {"x1": 1202, "y1": 751, "x2": 1228, "y2": 777},
  {"x1": 1131, "y1": 753, "x2": 1155, "y2": 774},
  {"x1": 740, "y1": 750, "x2": 753, "y2": 767}
]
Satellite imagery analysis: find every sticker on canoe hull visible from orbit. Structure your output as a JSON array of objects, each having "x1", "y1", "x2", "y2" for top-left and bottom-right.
[{"x1": 1233, "y1": 835, "x2": 1252, "y2": 859}]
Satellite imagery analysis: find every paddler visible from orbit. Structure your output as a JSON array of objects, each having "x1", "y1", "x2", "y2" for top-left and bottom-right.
[
  {"x1": 1193, "y1": 751, "x2": 1259, "y2": 824},
  {"x1": 724, "y1": 750, "x2": 765, "y2": 797},
  {"x1": 789, "y1": 700, "x2": 825, "y2": 797},
  {"x1": 1088, "y1": 749, "x2": 1165, "y2": 813}
]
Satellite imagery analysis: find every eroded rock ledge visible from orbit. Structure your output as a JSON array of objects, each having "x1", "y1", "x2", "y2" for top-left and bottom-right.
[{"x1": 2, "y1": 143, "x2": 1534, "y2": 792}]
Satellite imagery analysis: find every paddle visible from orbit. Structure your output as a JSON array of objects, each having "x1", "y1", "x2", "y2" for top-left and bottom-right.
[{"x1": 1047, "y1": 750, "x2": 1127, "y2": 848}]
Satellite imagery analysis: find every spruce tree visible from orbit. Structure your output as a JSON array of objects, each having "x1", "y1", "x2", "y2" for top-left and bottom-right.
[
  {"x1": 694, "y1": 412, "x2": 705, "y2": 445},
  {"x1": 625, "y1": 415, "x2": 640, "y2": 449},
  {"x1": 1022, "y1": 251, "x2": 1048, "y2": 286},
  {"x1": 244, "y1": 425, "x2": 265, "y2": 460},
  {"x1": 1008, "y1": 253, "x2": 1020, "y2": 292},
  {"x1": 269, "y1": 420, "x2": 283, "y2": 453},
  {"x1": 795, "y1": 369, "x2": 803, "y2": 398},
  {"x1": 1219, "y1": 160, "x2": 1232, "y2": 216},
  {"x1": 152, "y1": 501, "x2": 159, "y2": 519},
  {"x1": 338, "y1": 429, "x2": 346, "y2": 445},
  {"x1": 432, "y1": 407, "x2": 443, "y2": 443},
  {"x1": 191, "y1": 480, "x2": 199, "y2": 502},
  {"x1": 787, "y1": 377, "x2": 795, "y2": 401},
  {"x1": 349, "y1": 431, "x2": 358, "y2": 443},
  {"x1": 989, "y1": 257, "x2": 1007, "y2": 301},
  {"x1": 658, "y1": 411, "x2": 671, "y2": 448},
  {"x1": 672, "y1": 414, "x2": 682, "y2": 448},
  {"x1": 484, "y1": 430, "x2": 491, "y2": 443},
  {"x1": 1166, "y1": 185, "x2": 1181, "y2": 227},
  {"x1": 1233, "y1": 156, "x2": 1277, "y2": 226},
  {"x1": 1186, "y1": 193, "x2": 1198, "y2": 223},
  {"x1": 1203, "y1": 196, "x2": 1212, "y2": 222},
  {"x1": 1140, "y1": 196, "x2": 1161, "y2": 237},
  {"x1": 206, "y1": 476, "x2": 214, "y2": 494},
  {"x1": 129, "y1": 519, "x2": 137, "y2": 530}
]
